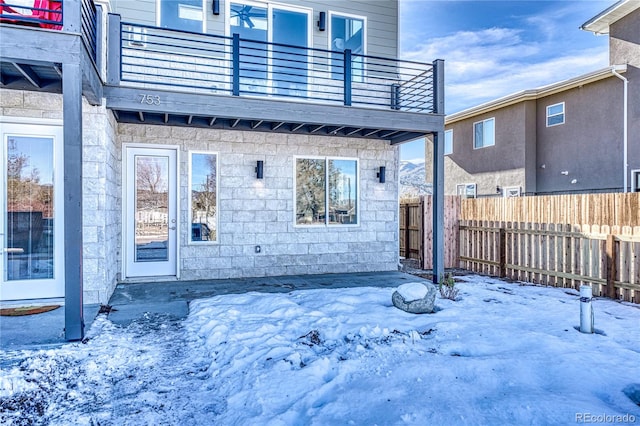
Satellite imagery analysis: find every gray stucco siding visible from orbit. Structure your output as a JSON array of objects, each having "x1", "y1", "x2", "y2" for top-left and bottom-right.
[{"x1": 535, "y1": 77, "x2": 624, "y2": 194}]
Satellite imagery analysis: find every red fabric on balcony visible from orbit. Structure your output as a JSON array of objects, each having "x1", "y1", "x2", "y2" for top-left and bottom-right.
[{"x1": 0, "y1": 0, "x2": 62, "y2": 30}]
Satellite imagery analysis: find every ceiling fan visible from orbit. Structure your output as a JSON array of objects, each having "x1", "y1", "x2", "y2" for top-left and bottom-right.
[{"x1": 230, "y1": 4, "x2": 266, "y2": 29}]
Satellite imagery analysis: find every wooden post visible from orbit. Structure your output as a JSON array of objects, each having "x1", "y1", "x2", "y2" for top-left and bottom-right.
[
  {"x1": 606, "y1": 234, "x2": 617, "y2": 299},
  {"x1": 498, "y1": 227, "x2": 506, "y2": 278}
]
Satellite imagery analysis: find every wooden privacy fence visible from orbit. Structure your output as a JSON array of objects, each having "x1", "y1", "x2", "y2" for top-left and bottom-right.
[
  {"x1": 401, "y1": 193, "x2": 640, "y2": 303},
  {"x1": 399, "y1": 199, "x2": 424, "y2": 266},
  {"x1": 459, "y1": 221, "x2": 640, "y2": 303}
]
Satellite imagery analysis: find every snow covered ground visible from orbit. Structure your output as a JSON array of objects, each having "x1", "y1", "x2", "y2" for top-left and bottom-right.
[{"x1": 1, "y1": 275, "x2": 639, "y2": 425}]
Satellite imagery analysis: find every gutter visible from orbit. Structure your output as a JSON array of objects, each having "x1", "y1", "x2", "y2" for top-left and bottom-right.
[{"x1": 612, "y1": 67, "x2": 628, "y2": 192}]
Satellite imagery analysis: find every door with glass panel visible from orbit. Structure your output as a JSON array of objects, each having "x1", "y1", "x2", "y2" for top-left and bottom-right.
[
  {"x1": 125, "y1": 147, "x2": 178, "y2": 278},
  {"x1": 230, "y1": 2, "x2": 310, "y2": 97},
  {"x1": 0, "y1": 122, "x2": 64, "y2": 301}
]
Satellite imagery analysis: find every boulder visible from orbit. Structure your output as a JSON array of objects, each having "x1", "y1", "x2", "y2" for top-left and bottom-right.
[{"x1": 392, "y1": 282, "x2": 437, "y2": 314}]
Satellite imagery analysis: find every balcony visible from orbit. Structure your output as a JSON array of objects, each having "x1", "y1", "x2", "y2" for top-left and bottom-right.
[
  {"x1": 105, "y1": 18, "x2": 444, "y2": 144},
  {"x1": 0, "y1": 0, "x2": 101, "y2": 104}
]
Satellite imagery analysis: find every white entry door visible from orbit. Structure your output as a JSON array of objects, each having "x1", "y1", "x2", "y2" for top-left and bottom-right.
[
  {"x1": 125, "y1": 146, "x2": 178, "y2": 278},
  {"x1": 0, "y1": 120, "x2": 65, "y2": 301}
]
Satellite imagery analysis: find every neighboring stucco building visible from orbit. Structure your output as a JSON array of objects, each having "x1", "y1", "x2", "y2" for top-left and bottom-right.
[
  {"x1": 426, "y1": 0, "x2": 639, "y2": 197},
  {"x1": 0, "y1": 1, "x2": 444, "y2": 339}
]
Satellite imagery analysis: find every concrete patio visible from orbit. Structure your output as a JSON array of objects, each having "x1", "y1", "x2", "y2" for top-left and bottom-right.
[{"x1": 1, "y1": 271, "x2": 428, "y2": 352}]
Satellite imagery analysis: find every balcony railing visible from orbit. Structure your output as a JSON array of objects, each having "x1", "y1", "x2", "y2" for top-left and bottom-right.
[
  {"x1": 118, "y1": 22, "x2": 437, "y2": 114},
  {"x1": 0, "y1": 0, "x2": 97, "y2": 63},
  {"x1": 0, "y1": 0, "x2": 62, "y2": 29}
]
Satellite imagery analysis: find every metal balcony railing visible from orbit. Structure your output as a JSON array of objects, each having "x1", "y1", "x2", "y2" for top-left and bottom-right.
[
  {"x1": 119, "y1": 22, "x2": 437, "y2": 114},
  {"x1": 80, "y1": 0, "x2": 97, "y2": 63},
  {"x1": 0, "y1": 0, "x2": 62, "y2": 29}
]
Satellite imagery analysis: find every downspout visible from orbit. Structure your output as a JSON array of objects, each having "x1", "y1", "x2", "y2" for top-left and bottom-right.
[{"x1": 612, "y1": 67, "x2": 628, "y2": 192}]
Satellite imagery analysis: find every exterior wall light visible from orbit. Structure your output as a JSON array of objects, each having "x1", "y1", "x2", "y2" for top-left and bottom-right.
[
  {"x1": 212, "y1": 0, "x2": 220, "y2": 15},
  {"x1": 256, "y1": 160, "x2": 264, "y2": 179},
  {"x1": 318, "y1": 11, "x2": 326, "y2": 31},
  {"x1": 377, "y1": 166, "x2": 386, "y2": 183}
]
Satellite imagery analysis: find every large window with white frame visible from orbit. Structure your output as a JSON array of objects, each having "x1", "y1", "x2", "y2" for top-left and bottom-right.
[
  {"x1": 473, "y1": 117, "x2": 495, "y2": 149},
  {"x1": 158, "y1": 0, "x2": 206, "y2": 33},
  {"x1": 329, "y1": 12, "x2": 366, "y2": 82},
  {"x1": 295, "y1": 157, "x2": 358, "y2": 226},
  {"x1": 444, "y1": 129, "x2": 453, "y2": 155},
  {"x1": 229, "y1": 2, "x2": 311, "y2": 96},
  {"x1": 189, "y1": 151, "x2": 218, "y2": 243},
  {"x1": 546, "y1": 102, "x2": 565, "y2": 127}
]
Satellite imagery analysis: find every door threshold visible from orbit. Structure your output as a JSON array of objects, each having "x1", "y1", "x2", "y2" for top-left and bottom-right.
[{"x1": 120, "y1": 276, "x2": 179, "y2": 284}]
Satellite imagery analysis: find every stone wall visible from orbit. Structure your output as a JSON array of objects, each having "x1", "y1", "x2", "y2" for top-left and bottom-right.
[
  {"x1": 0, "y1": 90, "x2": 119, "y2": 304},
  {"x1": 117, "y1": 124, "x2": 400, "y2": 280}
]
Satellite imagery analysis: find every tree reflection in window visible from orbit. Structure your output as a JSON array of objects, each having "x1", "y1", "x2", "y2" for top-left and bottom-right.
[
  {"x1": 190, "y1": 152, "x2": 217, "y2": 242},
  {"x1": 5, "y1": 136, "x2": 55, "y2": 281},
  {"x1": 296, "y1": 158, "x2": 357, "y2": 226}
]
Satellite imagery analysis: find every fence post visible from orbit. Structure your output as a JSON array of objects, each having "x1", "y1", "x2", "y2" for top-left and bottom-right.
[
  {"x1": 232, "y1": 33, "x2": 240, "y2": 96},
  {"x1": 419, "y1": 196, "x2": 425, "y2": 269},
  {"x1": 343, "y1": 49, "x2": 352, "y2": 106},
  {"x1": 498, "y1": 227, "x2": 506, "y2": 278},
  {"x1": 606, "y1": 234, "x2": 617, "y2": 299}
]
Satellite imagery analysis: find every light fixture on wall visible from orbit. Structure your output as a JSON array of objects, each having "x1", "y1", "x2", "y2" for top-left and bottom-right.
[
  {"x1": 561, "y1": 170, "x2": 569, "y2": 175},
  {"x1": 256, "y1": 160, "x2": 264, "y2": 179},
  {"x1": 317, "y1": 11, "x2": 326, "y2": 31},
  {"x1": 212, "y1": 0, "x2": 220, "y2": 15},
  {"x1": 377, "y1": 166, "x2": 386, "y2": 183}
]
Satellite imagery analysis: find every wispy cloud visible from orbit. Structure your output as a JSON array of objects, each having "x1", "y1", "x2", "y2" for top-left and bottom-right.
[{"x1": 401, "y1": 7, "x2": 609, "y2": 113}]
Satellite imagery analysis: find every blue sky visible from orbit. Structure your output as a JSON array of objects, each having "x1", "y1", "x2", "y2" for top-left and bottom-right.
[{"x1": 399, "y1": 0, "x2": 612, "y2": 161}]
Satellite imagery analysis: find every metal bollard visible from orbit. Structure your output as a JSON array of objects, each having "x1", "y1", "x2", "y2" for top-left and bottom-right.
[{"x1": 579, "y1": 285, "x2": 594, "y2": 334}]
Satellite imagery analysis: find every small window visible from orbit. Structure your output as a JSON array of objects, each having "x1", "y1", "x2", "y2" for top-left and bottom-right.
[
  {"x1": 473, "y1": 118, "x2": 495, "y2": 149},
  {"x1": 632, "y1": 169, "x2": 640, "y2": 192},
  {"x1": 546, "y1": 102, "x2": 565, "y2": 127},
  {"x1": 456, "y1": 183, "x2": 476, "y2": 199},
  {"x1": 159, "y1": 0, "x2": 205, "y2": 33},
  {"x1": 295, "y1": 157, "x2": 358, "y2": 226},
  {"x1": 503, "y1": 186, "x2": 521, "y2": 197},
  {"x1": 444, "y1": 129, "x2": 453, "y2": 155},
  {"x1": 189, "y1": 152, "x2": 217, "y2": 243}
]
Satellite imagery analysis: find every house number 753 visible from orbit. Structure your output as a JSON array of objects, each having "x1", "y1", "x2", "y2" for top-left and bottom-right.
[{"x1": 139, "y1": 94, "x2": 161, "y2": 105}]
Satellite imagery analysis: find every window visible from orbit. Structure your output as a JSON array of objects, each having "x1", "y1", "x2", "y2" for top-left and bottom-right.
[
  {"x1": 456, "y1": 183, "x2": 476, "y2": 199},
  {"x1": 632, "y1": 170, "x2": 640, "y2": 193},
  {"x1": 503, "y1": 186, "x2": 521, "y2": 197},
  {"x1": 444, "y1": 129, "x2": 453, "y2": 155},
  {"x1": 546, "y1": 102, "x2": 565, "y2": 127},
  {"x1": 295, "y1": 157, "x2": 358, "y2": 226},
  {"x1": 329, "y1": 13, "x2": 366, "y2": 82},
  {"x1": 189, "y1": 152, "x2": 217, "y2": 243},
  {"x1": 473, "y1": 118, "x2": 495, "y2": 149},
  {"x1": 230, "y1": 2, "x2": 310, "y2": 96},
  {"x1": 159, "y1": 0, "x2": 205, "y2": 33}
]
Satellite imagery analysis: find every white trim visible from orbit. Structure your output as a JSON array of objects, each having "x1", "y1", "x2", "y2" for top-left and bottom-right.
[
  {"x1": 122, "y1": 144, "x2": 180, "y2": 279},
  {"x1": 327, "y1": 11, "x2": 367, "y2": 82},
  {"x1": 188, "y1": 150, "x2": 219, "y2": 245},
  {"x1": 546, "y1": 102, "x2": 565, "y2": 127},
  {"x1": 293, "y1": 155, "x2": 360, "y2": 228},
  {"x1": 444, "y1": 129, "x2": 453, "y2": 155},
  {"x1": 157, "y1": 0, "x2": 207, "y2": 33},
  {"x1": 0, "y1": 119, "x2": 65, "y2": 301},
  {"x1": 472, "y1": 117, "x2": 495, "y2": 149},
  {"x1": 456, "y1": 183, "x2": 477, "y2": 199},
  {"x1": 631, "y1": 169, "x2": 640, "y2": 193},
  {"x1": 503, "y1": 186, "x2": 521, "y2": 198}
]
